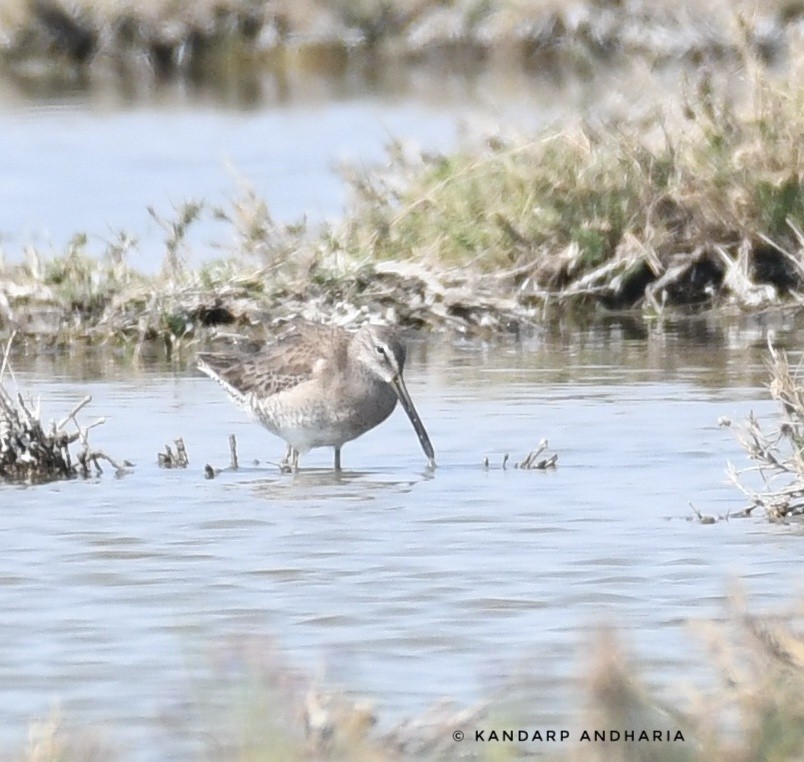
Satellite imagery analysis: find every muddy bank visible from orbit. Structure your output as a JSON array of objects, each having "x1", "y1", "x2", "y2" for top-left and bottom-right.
[
  {"x1": 1, "y1": 206, "x2": 801, "y2": 350},
  {"x1": 1, "y1": 0, "x2": 803, "y2": 98}
]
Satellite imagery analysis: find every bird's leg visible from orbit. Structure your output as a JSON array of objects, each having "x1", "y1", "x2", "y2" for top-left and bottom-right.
[
  {"x1": 279, "y1": 444, "x2": 294, "y2": 473},
  {"x1": 334, "y1": 447, "x2": 341, "y2": 472}
]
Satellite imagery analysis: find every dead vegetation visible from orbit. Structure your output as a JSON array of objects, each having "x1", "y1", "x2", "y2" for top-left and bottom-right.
[
  {"x1": 12, "y1": 595, "x2": 804, "y2": 761},
  {"x1": 157, "y1": 436, "x2": 189, "y2": 468},
  {"x1": 20, "y1": 706, "x2": 114, "y2": 762},
  {"x1": 567, "y1": 594, "x2": 804, "y2": 762},
  {"x1": 689, "y1": 593, "x2": 804, "y2": 762},
  {"x1": 340, "y1": 50, "x2": 804, "y2": 319},
  {"x1": 484, "y1": 439, "x2": 558, "y2": 470},
  {"x1": 0, "y1": 334, "x2": 129, "y2": 484},
  {"x1": 724, "y1": 339, "x2": 804, "y2": 521},
  {"x1": 0, "y1": 9, "x2": 803, "y2": 342},
  {"x1": 203, "y1": 433, "x2": 239, "y2": 479},
  {"x1": 2, "y1": 58, "x2": 804, "y2": 347}
]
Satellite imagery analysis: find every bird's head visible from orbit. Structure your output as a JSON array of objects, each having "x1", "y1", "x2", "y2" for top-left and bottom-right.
[
  {"x1": 353, "y1": 325, "x2": 435, "y2": 467},
  {"x1": 354, "y1": 325, "x2": 407, "y2": 385}
]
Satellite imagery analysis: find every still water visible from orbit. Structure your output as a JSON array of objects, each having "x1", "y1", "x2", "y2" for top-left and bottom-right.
[
  {"x1": 0, "y1": 64, "x2": 677, "y2": 270},
  {"x1": 0, "y1": 98, "x2": 460, "y2": 267},
  {"x1": 0, "y1": 318, "x2": 801, "y2": 760}
]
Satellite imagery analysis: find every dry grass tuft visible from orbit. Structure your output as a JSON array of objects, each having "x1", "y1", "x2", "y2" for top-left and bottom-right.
[
  {"x1": 691, "y1": 594, "x2": 804, "y2": 762},
  {"x1": 2, "y1": 26, "x2": 804, "y2": 341},
  {"x1": 339, "y1": 58, "x2": 804, "y2": 315},
  {"x1": 0, "y1": 334, "x2": 130, "y2": 484},
  {"x1": 727, "y1": 338, "x2": 804, "y2": 520},
  {"x1": 13, "y1": 597, "x2": 803, "y2": 761},
  {"x1": 20, "y1": 706, "x2": 115, "y2": 762}
]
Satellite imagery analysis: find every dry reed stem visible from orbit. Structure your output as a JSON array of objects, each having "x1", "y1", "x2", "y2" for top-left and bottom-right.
[
  {"x1": 157, "y1": 437, "x2": 189, "y2": 469},
  {"x1": 727, "y1": 337, "x2": 804, "y2": 520},
  {"x1": 0, "y1": 339, "x2": 129, "y2": 484}
]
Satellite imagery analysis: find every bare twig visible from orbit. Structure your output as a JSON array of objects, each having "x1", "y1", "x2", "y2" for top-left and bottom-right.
[
  {"x1": 175, "y1": 438, "x2": 189, "y2": 467},
  {"x1": 156, "y1": 438, "x2": 189, "y2": 469},
  {"x1": 727, "y1": 339, "x2": 804, "y2": 519},
  {"x1": 229, "y1": 434, "x2": 238, "y2": 469},
  {"x1": 0, "y1": 330, "x2": 16, "y2": 385},
  {"x1": 483, "y1": 440, "x2": 557, "y2": 470},
  {"x1": 57, "y1": 395, "x2": 93, "y2": 430}
]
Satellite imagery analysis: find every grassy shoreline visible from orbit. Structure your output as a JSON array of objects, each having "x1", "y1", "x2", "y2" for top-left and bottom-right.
[{"x1": 2, "y1": 57, "x2": 804, "y2": 347}]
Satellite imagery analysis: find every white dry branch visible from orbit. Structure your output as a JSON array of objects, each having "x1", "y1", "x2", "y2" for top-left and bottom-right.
[{"x1": 726, "y1": 338, "x2": 804, "y2": 520}]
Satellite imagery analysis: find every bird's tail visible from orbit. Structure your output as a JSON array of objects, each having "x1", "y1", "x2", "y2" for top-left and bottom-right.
[{"x1": 197, "y1": 352, "x2": 252, "y2": 411}]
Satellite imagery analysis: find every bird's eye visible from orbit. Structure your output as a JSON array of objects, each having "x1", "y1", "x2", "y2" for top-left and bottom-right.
[{"x1": 375, "y1": 345, "x2": 386, "y2": 355}]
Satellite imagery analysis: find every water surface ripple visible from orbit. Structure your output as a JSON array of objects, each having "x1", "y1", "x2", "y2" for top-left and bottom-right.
[{"x1": 0, "y1": 322, "x2": 800, "y2": 760}]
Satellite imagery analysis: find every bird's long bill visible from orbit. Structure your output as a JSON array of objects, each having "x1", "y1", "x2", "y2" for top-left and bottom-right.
[{"x1": 391, "y1": 375, "x2": 436, "y2": 468}]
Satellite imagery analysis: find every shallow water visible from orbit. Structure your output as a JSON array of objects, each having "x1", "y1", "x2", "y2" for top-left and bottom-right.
[
  {"x1": 0, "y1": 63, "x2": 683, "y2": 271},
  {"x1": 1, "y1": 318, "x2": 802, "y2": 759},
  {"x1": 0, "y1": 97, "x2": 460, "y2": 267}
]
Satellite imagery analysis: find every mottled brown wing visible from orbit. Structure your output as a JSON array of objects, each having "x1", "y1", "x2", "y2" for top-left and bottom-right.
[{"x1": 197, "y1": 322, "x2": 349, "y2": 403}]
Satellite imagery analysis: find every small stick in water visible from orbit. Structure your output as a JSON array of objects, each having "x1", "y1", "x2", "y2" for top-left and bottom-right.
[
  {"x1": 229, "y1": 434, "x2": 238, "y2": 469},
  {"x1": 175, "y1": 438, "x2": 189, "y2": 467},
  {"x1": 157, "y1": 438, "x2": 188, "y2": 469},
  {"x1": 534, "y1": 454, "x2": 558, "y2": 470},
  {"x1": 158, "y1": 444, "x2": 175, "y2": 468}
]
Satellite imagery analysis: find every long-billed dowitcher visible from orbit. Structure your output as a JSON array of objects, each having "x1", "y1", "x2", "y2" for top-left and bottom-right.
[{"x1": 197, "y1": 322, "x2": 436, "y2": 471}]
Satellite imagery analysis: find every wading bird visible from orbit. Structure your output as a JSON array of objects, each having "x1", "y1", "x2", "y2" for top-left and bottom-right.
[{"x1": 197, "y1": 322, "x2": 436, "y2": 472}]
